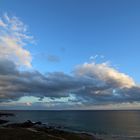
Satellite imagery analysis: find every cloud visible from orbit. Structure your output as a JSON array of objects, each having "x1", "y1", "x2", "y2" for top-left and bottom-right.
[
  {"x1": 89, "y1": 55, "x2": 98, "y2": 60},
  {"x1": 47, "y1": 54, "x2": 60, "y2": 63},
  {"x1": 0, "y1": 58, "x2": 140, "y2": 106},
  {"x1": 74, "y1": 63, "x2": 135, "y2": 88},
  {"x1": 0, "y1": 13, "x2": 33, "y2": 68},
  {"x1": 89, "y1": 55, "x2": 105, "y2": 61},
  {"x1": 0, "y1": 13, "x2": 140, "y2": 109},
  {"x1": 0, "y1": 59, "x2": 76, "y2": 102},
  {"x1": 34, "y1": 53, "x2": 60, "y2": 63},
  {"x1": 0, "y1": 18, "x2": 7, "y2": 27},
  {"x1": 72, "y1": 63, "x2": 140, "y2": 104}
]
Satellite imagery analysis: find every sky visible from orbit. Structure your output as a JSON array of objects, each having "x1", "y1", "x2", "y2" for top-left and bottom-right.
[{"x1": 0, "y1": 0, "x2": 140, "y2": 110}]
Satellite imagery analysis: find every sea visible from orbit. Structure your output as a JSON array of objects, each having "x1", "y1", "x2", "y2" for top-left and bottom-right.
[{"x1": 1, "y1": 110, "x2": 140, "y2": 139}]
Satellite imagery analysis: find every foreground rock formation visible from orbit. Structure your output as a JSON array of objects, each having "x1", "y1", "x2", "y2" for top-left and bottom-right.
[{"x1": 0, "y1": 120, "x2": 102, "y2": 140}]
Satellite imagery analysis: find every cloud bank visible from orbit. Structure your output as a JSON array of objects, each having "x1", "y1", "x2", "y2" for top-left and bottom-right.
[{"x1": 0, "y1": 59, "x2": 140, "y2": 106}]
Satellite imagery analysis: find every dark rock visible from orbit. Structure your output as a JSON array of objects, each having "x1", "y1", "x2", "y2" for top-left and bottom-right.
[
  {"x1": 5, "y1": 120, "x2": 44, "y2": 128},
  {"x1": 0, "y1": 119, "x2": 9, "y2": 124},
  {"x1": 5, "y1": 120, "x2": 34, "y2": 128},
  {"x1": 34, "y1": 121, "x2": 42, "y2": 125},
  {"x1": 20, "y1": 120, "x2": 35, "y2": 127}
]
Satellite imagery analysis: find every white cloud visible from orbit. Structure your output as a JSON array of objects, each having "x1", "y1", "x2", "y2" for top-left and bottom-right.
[
  {"x1": 89, "y1": 55, "x2": 105, "y2": 61},
  {"x1": 89, "y1": 55, "x2": 98, "y2": 61},
  {"x1": 0, "y1": 13, "x2": 34, "y2": 68},
  {"x1": 74, "y1": 63, "x2": 135, "y2": 88},
  {"x1": 0, "y1": 19, "x2": 7, "y2": 27}
]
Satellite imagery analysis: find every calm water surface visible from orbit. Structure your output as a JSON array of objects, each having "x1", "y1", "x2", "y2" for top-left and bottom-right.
[{"x1": 1, "y1": 110, "x2": 140, "y2": 137}]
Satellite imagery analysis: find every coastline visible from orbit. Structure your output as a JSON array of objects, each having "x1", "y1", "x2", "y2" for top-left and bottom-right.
[
  {"x1": 0, "y1": 112, "x2": 101, "y2": 140},
  {"x1": 0, "y1": 112, "x2": 140, "y2": 140}
]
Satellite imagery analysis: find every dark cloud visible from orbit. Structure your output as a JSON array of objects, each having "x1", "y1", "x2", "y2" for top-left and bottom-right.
[
  {"x1": 0, "y1": 59, "x2": 140, "y2": 105},
  {"x1": 0, "y1": 59, "x2": 83, "y2": 102},
  {"x1": 0, "y1": 59, "x2": 17, "y2": 75}
]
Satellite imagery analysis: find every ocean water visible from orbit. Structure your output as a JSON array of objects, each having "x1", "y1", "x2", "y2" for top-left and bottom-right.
[{"x1": 1, "y1": 110, "x2": 140, "y2": 138}]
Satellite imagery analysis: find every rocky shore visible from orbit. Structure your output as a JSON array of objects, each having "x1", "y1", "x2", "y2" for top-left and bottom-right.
[
  {"x1": 0, "y1": 112, "x2": 14, "y2": 125},
  {"x1": 0, "y1": 112, "x2": 101, "y2": 140},
  {"x1": 0, "y1": 112, "x2": 139, "y2": 140}
]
